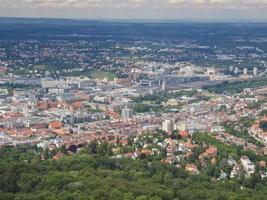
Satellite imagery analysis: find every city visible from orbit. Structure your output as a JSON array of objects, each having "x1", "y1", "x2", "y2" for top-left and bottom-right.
[{"x1": 0, "y1": 14, "x2": 267, "y2": 200}]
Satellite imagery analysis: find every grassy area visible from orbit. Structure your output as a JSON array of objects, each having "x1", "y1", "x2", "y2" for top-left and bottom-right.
[
  {"x1": 33, "y1": 64, "x2": 47, "y2": 70},
  {"x1": 90, "y1": 70, "x2": 116, "y2": 81}
]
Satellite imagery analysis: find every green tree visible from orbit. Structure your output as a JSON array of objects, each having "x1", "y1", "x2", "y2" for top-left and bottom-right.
[
  {"x1": 136, "y1": 196, "x2": 149, "y2": 200},
  {"x1": 109, "y1": 189, "x2": 123, "y2": 200},
  {"x1": 124, "y1": 192, "x2": 135, "y2": 200},
  {"x1": 17, "y1": 173, "x2": 41, "y2": 192}
]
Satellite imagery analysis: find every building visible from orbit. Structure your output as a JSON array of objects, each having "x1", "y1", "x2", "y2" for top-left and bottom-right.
[
  {"x1": 253, "y1": 67, "x2": 258, "y2": 76},
  {"x1": 121, "y1": 107, "x2": 134, "y2": 122},
  {"x1": 162, "y1": 118, "x2": 174, "y2": 133},
  {"x1": 185, "y1": 164, "x2": 199, "y2": 174},
  {"x1": 166, "y1": 99, "x2": 179, "y2": 107},
  {"x1": 206, "y1": 67, "x2": 217, "y2": 76},
  {"x1": 243, "y1": 68, "x2": 248, "y2": 75},
  {"x1": 241, "y1": 156, "x2": 255, "y2": 177},
  {"x1": 139, "y1": 75, "x2": 209, "y2": 88},
  {"x1": 234, "y1": 67, "x2": 239, "y2": 74},
  {"x1": 49, "y1": 121, "x2": 63, "y2": 129},
  {"x1": 41, "y1": 78, "x2": 63, "y2": 93}
]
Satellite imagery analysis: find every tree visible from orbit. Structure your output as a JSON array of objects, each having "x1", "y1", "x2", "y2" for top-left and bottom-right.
[
  {"x1": 17, "y1": 173, "x2": 41, "y2": 192},
  {"x1": 149, "y1": 197, "x2": 161, "y2": 200},
  {"x1": 135, "y1": 196, "x2": 149, "y2": 200},
  {"x1": 164, "y1": 172, "x2": 173, "y2": 186},
  {"x1": 59, "y1": 145, "x2": 67, "y2": 154},
  {"x1": 124, "y1": 192, "x2": 135, "y2": 200},
  {"x1": 87, "y1": 141, "x2": 98, "y2": 155},
  {"x1": 44, "y1": 148, "x2": 50, "y2": 159},
  {"x1": 109, "y1": 189, "x2": 123, "y2": 200},
  {"x1": 259, "y1": 121, "x2": 267, "y2": 131}
]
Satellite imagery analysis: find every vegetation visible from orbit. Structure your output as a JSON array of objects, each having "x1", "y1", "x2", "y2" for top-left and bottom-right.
[
  {"x1": 223, "y1": 118, "x2": 264, "y2": 147},
  {"x1": 259, "y1": 110, "x2": 267, "y2": 116},
  {"x1": 259, "y1": 121, "x2": 267, "y2": 132},
  {"x1": 0, "y1": 83, "x2": 38, "y2": 91},
  {"x1": 133, "y1": 90, "x2": 198, "y2": 104},
  {"x1": 90, "y1": 71, "x2": 116, "y2": 81},
  {"x1": 204, "y1": 78, "x2": 267, "y2": 94},
  {"x1": 0, "y1": 142, "x2": 267, "y2": 200}
]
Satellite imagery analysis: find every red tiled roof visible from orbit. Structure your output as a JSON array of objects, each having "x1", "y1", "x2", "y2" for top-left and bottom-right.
[
  {"x1": 37, "y1": 102, "x2": 48, "y2": 110},
  {"x1": 49, "y1": 121, "x2": 63, "y2": 129},
  {"x1": 206, "y1": 146, "x2": 217, "y2": 155},
  {"x1": 179, "y1": 131, "x2": 188, "y2": 138}
]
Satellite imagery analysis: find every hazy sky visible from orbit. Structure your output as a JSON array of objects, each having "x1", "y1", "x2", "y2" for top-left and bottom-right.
[{"x1": 0, "y1": 0, "x2": 267, "y2": 21}]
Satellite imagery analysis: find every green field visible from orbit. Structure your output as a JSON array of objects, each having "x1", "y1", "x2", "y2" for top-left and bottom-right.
[
  {"x1": 90, "y1": 71, "x2": 116, "y2": 81},
  {"x1": 33, "y1": 64, "x2": 47, "y2": 70}
]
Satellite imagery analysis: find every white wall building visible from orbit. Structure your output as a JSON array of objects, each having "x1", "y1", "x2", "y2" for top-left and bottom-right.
[
  {"x1": 241, "y1": 156, "x2": 255, "y2": 177},
  {"x1": 162, "y1": 118, "x2": 174, "y2": 133},
  {"x1": 121, "y1": 107, "x2": 134, "y2": 122}
]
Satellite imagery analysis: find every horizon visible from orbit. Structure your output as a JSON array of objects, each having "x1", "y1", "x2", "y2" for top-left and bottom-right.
[
  {"x1": 0, "y1": 0, "x2": 267, "y2": 23},
  {"x1": 0, "y1": 16, "x2": 267, "y2": 24}
]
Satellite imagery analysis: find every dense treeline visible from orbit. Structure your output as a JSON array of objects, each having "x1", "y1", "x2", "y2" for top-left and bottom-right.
[
  {"x1": 0, "y1": 144, "x2": 267, "y2": 200},
  {"x1": 204, "y1": 78, "x2": 267, "y2": 94}
]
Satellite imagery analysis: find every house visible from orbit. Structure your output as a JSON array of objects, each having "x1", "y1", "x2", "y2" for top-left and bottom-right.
[
  {"x1": 259, "y1": 160, "x2": 266, "y2": 169},
  {"x1": 199, "y1": 146, "x2": 217, "y2": 160},
  {"x1": 52, "y1": 152, "x2": 65, "y2": 160},
  {"x1": 37, "y1": 101, "x2": 48, "y2": 110},
  {"x1": 228, "y1": 157, "x2": 237, "y2": 166},
  {"x1": 49, "y1": 121, "x2": 63, "y2": 129},
  {"x1": 68, "y1": 101, "x2": 85, "y2": 112},
  {"x1": 9, "y1": 128, "x2": 33, "y2": 138},
  {"x1": 230, "y1": 164, "x2": 242, "y2": 178},
  {"x1": 141, "y1": 149, "x2": 153, "y2": 156},
  {"x1": 185, "y1": 164, "x2": 199, "y2": 174},
  {"x1": 124, "y1": 152, "x2": 138, "y2": 159},
  {"x1": 217, "y1": 172, "x2": 228, "y2": 180},
  {"x1": 178, "y1": 142, "x2": 188, "y2": 153},
  {"x1": 205, "y1": 146, "x2": 217, "y2": 156},
  {"x1": 31, "y1": 123, "x2": 47, "y2": 131},
  {"x1": 179, "y1": 130, "x2": 188, "y2": 138},
  {"x1": 51, "y1": 128, "x2": 70, "y2": 136},
  {"x1": 241, "y1": 156, "x2": 255, "y2": 177},
  {"x1": 211, "y1": 158, "x2": 217, "y2": 165}
]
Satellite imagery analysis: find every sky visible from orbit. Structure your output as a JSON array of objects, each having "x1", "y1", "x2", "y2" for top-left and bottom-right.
[{"x1": 0, "y1": 0, "x2": 267, "y2": 22}]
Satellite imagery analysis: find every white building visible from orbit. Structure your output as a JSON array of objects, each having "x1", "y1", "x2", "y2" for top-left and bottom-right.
[
  {"x1": 253, "y1": 67, "x2": 258, "y2": 76},
  {"x1": 121, "y1": 107, "x2": 134, "y2": 122},
  {"x1": 206, "y1": 67, "x2": 217, "y2": 76},
  {"x1": 234, "y1": 67, "x2": 239, "y2": 74},
  {"x1": 243, "y1": 68, "x2": 248, "y2": 75},
  {"x1": 241, "y1": 156, "x2": 255, "y2": 177},
  {"x1": 162, "y1": 118, "x2": 174, "y2": 133}
]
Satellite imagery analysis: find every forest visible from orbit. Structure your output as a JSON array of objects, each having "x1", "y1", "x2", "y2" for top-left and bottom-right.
[{"x1": 0, "y1": 142, "x2": 267, "y2": 200}]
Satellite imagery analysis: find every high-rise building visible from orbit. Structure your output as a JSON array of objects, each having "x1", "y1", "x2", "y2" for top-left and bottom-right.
[
  {"x1": 234, "y1": 67, "x2": 239, "y2": 74},
  {"x1": 162, "y1": 118, "x2": 174, "y2": 133},
  {"x1": 243, "y1": 68, "x2": 248, "y2": 75},
  {"x1": 253, "y1": 67, "x2": 258, "y2": 76},
  {"x1": 121, "y1": 107, "x2": 134, "y2": 122},
  {"x1": 161, "y1": 80, "x2": 166, "y2": 91}
]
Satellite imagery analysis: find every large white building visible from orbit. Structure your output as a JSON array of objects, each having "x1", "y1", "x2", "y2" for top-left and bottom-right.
[
  {"x1": 162, "y1": 118, "x2": 174, "y2": 133},
  {"x1": 241, "y1": 156, "x2": 255, "y2": 177},
  {"x1": 121, "y1": 107, "x2": 134, "y2": 122},
  {"x1": 243, "y1": 68, "x2": 248, "y2": 75},
  {"x1": 253, "y1": 67, "x2": 258, "y2": 76},
  {"x1": 234, "y1": 67, "x2": 239, "y2": 74}
]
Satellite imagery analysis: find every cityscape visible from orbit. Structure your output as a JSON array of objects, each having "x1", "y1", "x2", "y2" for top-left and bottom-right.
[{"x1": 0, "y1": 13, "x2": 267, "y2": 200}]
